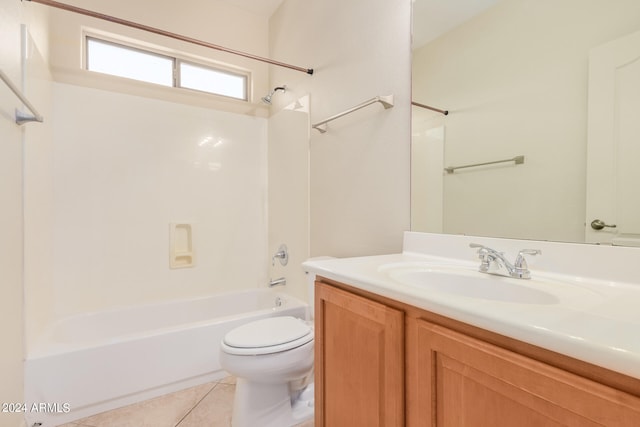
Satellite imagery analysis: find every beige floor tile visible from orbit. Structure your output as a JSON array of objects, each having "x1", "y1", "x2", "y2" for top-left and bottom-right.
[
  {"x1": 60, "y1": 379, "x2": 314, "y2": 427},
  {"x1": 72, "y1": 382, "x2": 215, "y2": 427},
  {"x1": 218, "y1": 375, "x2": 236, "y2": 385},
  {"x1": 176, "y1": 383, "x2": 235, "y2": 427}
]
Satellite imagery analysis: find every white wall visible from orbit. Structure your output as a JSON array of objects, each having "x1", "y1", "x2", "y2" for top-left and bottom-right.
[
  {"x1": 412, "y1": 0, "x2": 640, "y2": 242},
  {"x1": 0, "y1": 1, "x2": 50, "y2": 425},
  {"x1": 269, "y1": 0, "x2": 412, "y2": 261},
  {"x1": 50, "y1": 83, "x2": 268, "y2": 319}
]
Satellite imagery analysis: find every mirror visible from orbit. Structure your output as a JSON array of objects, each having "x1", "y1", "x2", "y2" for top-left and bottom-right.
[{"x1": 411, "y1": 0, "x2": 640, "y2": 245}]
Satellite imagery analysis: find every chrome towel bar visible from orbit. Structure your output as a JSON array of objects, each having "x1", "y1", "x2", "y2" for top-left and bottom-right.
[
  {"x1": 445, "y1": 155, "x2": 524, "y2": 174},
  {"x1": 312, "y1": 95, "x2": 394, "y2": 133},
  {"x1": 0, "y1": 68, "x2": 44, "y2": 125}
]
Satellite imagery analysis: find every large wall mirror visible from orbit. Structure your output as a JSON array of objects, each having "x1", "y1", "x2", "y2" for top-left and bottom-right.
[{"x1": 411, "y1": 0, "x2": 640, "y2": 246}]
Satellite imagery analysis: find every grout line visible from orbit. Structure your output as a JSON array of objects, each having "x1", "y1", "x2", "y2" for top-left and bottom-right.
[
  {"x1": 71, "y1": 421, "x2": 99, "y2": 427},
  {"x1": 173, "y1": 381, "x2": 220, "y2": 427}
]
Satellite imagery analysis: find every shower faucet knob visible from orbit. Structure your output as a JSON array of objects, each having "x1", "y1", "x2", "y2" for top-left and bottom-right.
[{"x1": 272, "y1": 244, "x2": 289, "y2": 266}]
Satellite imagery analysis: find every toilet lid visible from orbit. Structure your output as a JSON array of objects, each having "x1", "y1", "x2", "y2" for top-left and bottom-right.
[{"x1": 223, "y1": 316, "x2": 312, "y2": 354}]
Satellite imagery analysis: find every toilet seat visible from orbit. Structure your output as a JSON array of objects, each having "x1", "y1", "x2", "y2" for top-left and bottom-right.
[{"x1": 222, "y1": 316, "x2": 313, "y2": 356}]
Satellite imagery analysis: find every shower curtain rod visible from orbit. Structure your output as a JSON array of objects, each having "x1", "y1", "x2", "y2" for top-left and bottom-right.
[
  {"x1": 412, "y1": 101, "x2": 448, "y2": 116},
  {"x1": 24, "y1": 0, "x2": 314, "y2": 75}
]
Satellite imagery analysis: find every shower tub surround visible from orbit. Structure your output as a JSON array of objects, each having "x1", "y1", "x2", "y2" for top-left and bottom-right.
[
  {"x1": 24, "y1": 289, "x2": 308, "y2": 427},
  {"x1": 44, "y1": 82, "x2": 269, "y2": 330}
]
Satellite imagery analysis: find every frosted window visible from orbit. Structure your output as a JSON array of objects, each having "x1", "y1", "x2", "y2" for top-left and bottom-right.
[
  {"x1": 86, "y1": 38, "x2": 173, "y2": 86},
  {"x1": 85, "y1": 36, "x2": 249, "y2": 101},
  {"x1": 179, "y1": 62, "x2": 247, "y2": 100}
]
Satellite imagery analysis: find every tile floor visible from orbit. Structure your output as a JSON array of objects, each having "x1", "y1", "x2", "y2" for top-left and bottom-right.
[{"x1": 58, "y1": 377, "x2": 314, "y2": 427}]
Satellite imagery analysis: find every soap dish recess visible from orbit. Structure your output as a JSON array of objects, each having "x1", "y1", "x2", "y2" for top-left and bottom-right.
[{"x1": 170, "y1": 223, "x2": 194, "y2": 269}]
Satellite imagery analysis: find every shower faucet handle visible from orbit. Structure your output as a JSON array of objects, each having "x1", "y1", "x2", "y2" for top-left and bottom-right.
[{"x1": 272, "y1": 244, "x2": 289, "y2": 266}]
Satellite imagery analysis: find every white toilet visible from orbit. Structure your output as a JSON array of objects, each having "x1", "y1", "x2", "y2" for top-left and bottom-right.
[{"x1": 219, "y1": 270, "x2": 320, "y2": 427}]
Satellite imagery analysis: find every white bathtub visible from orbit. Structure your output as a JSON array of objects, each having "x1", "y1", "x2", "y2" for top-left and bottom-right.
[{"x1": 24, "y1": 289, "x2": 308, "y2": 427}]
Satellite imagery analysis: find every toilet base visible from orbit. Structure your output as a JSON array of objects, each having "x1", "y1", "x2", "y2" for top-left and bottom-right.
[
  {"x1": 231, "y1": 379, "x2": 314, "y2": 427},
  {"x1": 291, "y1": 383, "x2": 314, "y2": 424}
]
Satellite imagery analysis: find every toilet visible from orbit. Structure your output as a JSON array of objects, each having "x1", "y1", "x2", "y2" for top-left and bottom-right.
[{"x1": 219, "y1": 267, "x2": 322, "y2": 427}]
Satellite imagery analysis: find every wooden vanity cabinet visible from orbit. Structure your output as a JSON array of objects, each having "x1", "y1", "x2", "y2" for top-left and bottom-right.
[
  {"x1": 315, "y1": 281, "x2": 404, "y2": 426},
  {"x1": 409, "y1": 319, "x2": 640, "y2": 426},
  {"x1": 315, "y1": 278, "x2": 640, "y2": 427}
]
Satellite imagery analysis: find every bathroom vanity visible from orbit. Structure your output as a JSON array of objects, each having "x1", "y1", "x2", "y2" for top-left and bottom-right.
[{"x1": 304, "y1": 232, "x2": 640, "y2": 426}]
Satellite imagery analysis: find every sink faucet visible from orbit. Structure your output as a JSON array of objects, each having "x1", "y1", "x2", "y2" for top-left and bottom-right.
[{"x1": 470, "y1": 243, "x2": 541, "y2": 279}]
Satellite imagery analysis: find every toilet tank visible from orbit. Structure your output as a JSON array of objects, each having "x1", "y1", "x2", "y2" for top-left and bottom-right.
[{"x1": 304, "y1": 257, "x2": 335, "y2": 320}]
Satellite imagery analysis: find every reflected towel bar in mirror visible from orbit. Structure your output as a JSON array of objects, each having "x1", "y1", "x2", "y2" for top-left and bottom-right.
[
  {"x1": 412, "y1": 101, "x2": 448, "y2": 115},
  {"x1": 445, "y1": 155, "x2": 524, "y2": 174}
]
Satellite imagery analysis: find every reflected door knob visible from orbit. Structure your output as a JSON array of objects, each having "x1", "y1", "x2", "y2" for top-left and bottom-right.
[{"x1": 590, "y1": 219, "x2": 617, "y2": 230}]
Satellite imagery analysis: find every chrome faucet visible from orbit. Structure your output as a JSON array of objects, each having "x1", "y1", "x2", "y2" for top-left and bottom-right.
[{"x1": 470, "y1": 243, "x2": 541, "y2": 279}]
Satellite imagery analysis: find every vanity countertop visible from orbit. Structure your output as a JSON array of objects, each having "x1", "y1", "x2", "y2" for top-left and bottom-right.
[{"x1": 303, "y1": 232, "x2": 640, "y2": 379}]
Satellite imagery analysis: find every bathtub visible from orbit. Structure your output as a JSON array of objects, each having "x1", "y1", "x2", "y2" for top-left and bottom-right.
[{"x1": 24, "y1": 289, "x2": 308, "y2": 427}]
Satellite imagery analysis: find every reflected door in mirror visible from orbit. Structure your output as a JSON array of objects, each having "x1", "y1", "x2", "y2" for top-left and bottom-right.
[{"x1": 586, "y1": 29, "x2": 640, "y2": 246}]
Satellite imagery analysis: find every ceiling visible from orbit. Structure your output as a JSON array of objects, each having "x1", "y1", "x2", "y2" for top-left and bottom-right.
[
  {"x1": 219, "y1": 0, "x2": 285, "y2": 17},
  {"x1": 219, "y1": 0, "x2": 500, "y2": 48},
  {"x1": 413, "y1": 0, "x2": 500, "y2": 48}
]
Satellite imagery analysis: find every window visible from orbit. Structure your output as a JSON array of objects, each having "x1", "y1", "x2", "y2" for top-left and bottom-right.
[
  {"x1": 179, "y1": 62, "x2": 246, "y2": 100},
  {"x1": 86, "y1": 38, "x2": 174, "y2": 86},
  {"x1": 85, "y1": 36, "x2": 248, "y2": 101}
]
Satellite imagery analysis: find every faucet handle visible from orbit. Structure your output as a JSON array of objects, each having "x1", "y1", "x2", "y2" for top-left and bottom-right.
[
  {"x1": 469, "y1": 243, "x2": 490, "y2": 257},
  {"x1": 470, "y1": 243, "x2": 493, "y2": 271},
  {"x1": 469, "y1": 243, "x2": 488, "y2": 257},
  {"x1": 515, "y1": 249, "x2": 541, "y2": 265},
  {"x1": 514, "y1": 249, "x2": 541, "y2": 278},
  {"x1": 519, "y1": 249, "x2": 542, "y2": 255},
  {"x1": 470, "y1": 243, "x2": 504, "y2": 258},
  {"x1": 271, "y1": 244, "x2": 289, "y2": 266}
]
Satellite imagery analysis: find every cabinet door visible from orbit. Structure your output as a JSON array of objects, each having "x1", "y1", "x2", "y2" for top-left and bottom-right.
[
  {"x1": 407, "y1": 319, "x2": 640, "y2": 426},
  {"x1": 315, "y1": 282, "x2": 404, "y2": 427}
]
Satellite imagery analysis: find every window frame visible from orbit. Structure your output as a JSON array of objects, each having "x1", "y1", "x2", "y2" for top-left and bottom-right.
[{"x1": 84, "y1": 34, "x2": 250, "y2": 102}]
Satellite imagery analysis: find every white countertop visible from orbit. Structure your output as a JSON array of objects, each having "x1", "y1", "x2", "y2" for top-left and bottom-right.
[{"x1": 303, "y1": 232, "x2": 640, "y2": 379}]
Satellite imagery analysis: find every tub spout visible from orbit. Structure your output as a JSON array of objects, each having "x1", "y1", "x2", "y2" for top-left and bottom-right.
[{"x1": 269, "y1": 277, "x2": 286, "y2": 287}]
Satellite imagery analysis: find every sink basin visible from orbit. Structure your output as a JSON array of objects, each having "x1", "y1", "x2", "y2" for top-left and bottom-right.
[{"x1": 380, "y1": 263, "x2": 560, "y2": 305}]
